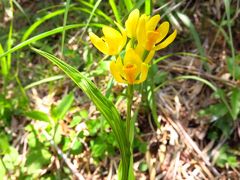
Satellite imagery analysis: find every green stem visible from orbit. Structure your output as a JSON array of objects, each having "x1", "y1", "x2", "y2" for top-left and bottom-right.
[
  {"x1": 126, "y1": 84, "x2": 134, "y2": 142},
  {"x1": 149, "y1": 62, "x2": 160, "y2": 128},
  {"x1": 125, "y1": 84, "x2": 134, "y2": 180},
  {"x1": 0, "y1": 155, "x2": 8, "y2": 173}
]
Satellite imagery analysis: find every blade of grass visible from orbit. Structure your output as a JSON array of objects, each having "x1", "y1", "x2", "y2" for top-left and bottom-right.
[
  {"x1": 31, "y1": 47, "x2": 131, "y2": 180},
  {"x1": 22, "y1": 9, "x2": 66, "y2": 41},
  {"x1": 109, "y1": 0, "x2": 122, "y2": 25},
  {"x1": 79, "y1": 0, "x2": 102, "y2": 40},
  {"x1": 0, "y1": 23, "x2": 103, "y2": 59},
  {"x1": 24, "y1": 75, "x2": 65, "y2": 90},
  {"x1": 0, "y1": 44, "x2": 8, "y2": 76},
  {"x1": 224, "y1": 0, "x2": 235, "y2": 79},
  {"x1": 145, "y1": 0, "x2": 152, "y2": 15},
  {"x1": 123, "y1": 0, "x2": 133, "y2": 11},
  {"x1": 7, "y1": 0, "x2": 13, "y2": 74},
  {"x1": 61, "y1": 0, "x2": 71, "y2": 55},
  {"x1": 76, "y1": 0, "x2": 113, "y2": 23},
  {"x1": 12, "y1": 0, "x2": 30, "y2": 23},
  {"x1": 177, "y1": 12, "x2": 205, "y2": 57},
  {"x1": 175, "y1": 75, "x2": 234, "y2": 119},
  {"x1": 154, "y1": 52, "x2": 209, "y2": 64}
]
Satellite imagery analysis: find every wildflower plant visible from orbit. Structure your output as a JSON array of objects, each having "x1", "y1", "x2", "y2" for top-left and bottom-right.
[{"x1": 89, "y1": 8, "x2": 176, "y2": 179}]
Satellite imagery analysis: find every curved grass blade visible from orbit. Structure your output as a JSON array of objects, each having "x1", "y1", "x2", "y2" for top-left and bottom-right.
[
  {"x1": 177, "y1": 12, "x2": 205, "y2": 57},
  {"x1": 31, "y1": 47, "x2": 131, "y2": 180},
  {"x1": 109, "y1": 0, "x2": 122, "y2": 25},
  {"x1": 22, "y1": 9, "x2": 66, "y2": 41},
  {"x1": 0, "y1": 44, "x2": 8, "y2": 76},
  {"x1": 7, "y1": 0, "x2": 14, "y2": 73},
  {"x1": 61, "y1": 0, "x2": 72, "y2": 54},
  {"x1": 76, "y1": 0, "x2": 113, "y2": 23},
  {"x1": 123, "y1": 0, "x2": 133, "y2": 11},
  {"x1": 24, "y1": 75, "x2": 64, "y2": 90},
  {"x1": 0, "y1": 23, "x2": 103, "y2": 59}
]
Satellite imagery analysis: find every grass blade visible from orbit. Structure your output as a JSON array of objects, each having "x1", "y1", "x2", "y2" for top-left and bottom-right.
[
  {"x1": 124, "y1": 0, "x2": 133, "y2": 11},
  {"x1": 0, "y1": 23, "x2": 102, "y2": 59},
  {"x1": 61, "y1": 0, "x2": 71, "y2": 55},
  {"x1": 24, "y1": 75, "x2": 64, "y2": 90},
  {"x1": 109, "y1": 0, "x2": 122, "y2": 25},
  {"x1": 31, "y1": 47, "x2": 131, "y2": 180},
  {"x1": 77, "y1": 0, "x2": 113, "y2": 23},
  {"x1": 22, "y1": 9, "x2": 65, "y2": 41},
  {"x1": 7, "y1": 0, "x2": 14, "y2": 73},
  {"x1": 145, "y1": 0, "x2": 152, "y2": 15},
  {"x1": 177, "y1": 12, "x2": 205, "y2": 57},
  {"x1": 0, "y1": 44, "x2": 8, "y2": 76}
]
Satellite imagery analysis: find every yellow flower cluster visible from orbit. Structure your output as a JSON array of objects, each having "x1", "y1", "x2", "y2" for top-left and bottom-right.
[{"x1": 89, "y1": 9, "x2": 177, "y2": 84}]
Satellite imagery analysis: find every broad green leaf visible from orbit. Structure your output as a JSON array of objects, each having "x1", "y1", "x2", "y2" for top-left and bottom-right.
[
  {"x1": 230, "y1": 88, "x2": 240, "y2": 120},
  {"x1": 51, "y1": 92, "x2": 74, "y2": 121},
  {"x1": 0, "y1": 133, "x2": 10, "y2": 154},
  {"x1": 25, "y1": 110, "x2": 50, "y2": 122},
  {"x1": 2, "y1": 147, "x2": 19, "y2": 170},
  {"x1": 69, "y1": 116, "x2": 82, "y2": 128},
  {"x1": 31, "y1": 47, "x2": 131, "y2": 180},
  {"x1": 26, "y1": 148, "x2": 51, "y2": 174},
  {"x1": 138, "y1": 162, "x2": 148, "y2": 172}
]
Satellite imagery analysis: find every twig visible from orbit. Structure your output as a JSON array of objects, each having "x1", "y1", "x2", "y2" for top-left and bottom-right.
[
  {"x1": 42, "y1": 130, "x2": 84, "y2": 180},
  {"x1": 164, "y1": 116, "x2": 220, "y2": 177},
  {"x1": 158, "y1": 64, "x2": 237, "y2": 87}
]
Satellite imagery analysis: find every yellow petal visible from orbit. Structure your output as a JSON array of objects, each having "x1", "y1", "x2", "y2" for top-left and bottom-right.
[
  {"x1": 110, "y1": 59, "x2": 126, "y2": 83},
  {"x1": 135, "y1": 43, "x2": 145, "y2": 58},
  {"x1": 146, "y1": 31, "x2": 160, "y2": 50},
  {"x1": 137, "y1": 14, "x2": 148, "y2": 45},
  {"x1": 124, "y1": 48, "x2": 142, "y2": 69},
  {"x1": 135, "y1": 63, "x2": 149, "y2": 84},
  {"x1": 125, "y1": 9, "x2": 140, "y2": 38},
  {"x1": 102, "y1": 26, "x2": 123, "y2": 55},
  {"x1": 144, "y1": 50, "x2": 155, "y2": 64},
  {"x1": 123, "y1": 64, "x2": 138, "y2": 84},
  {"x1": 156, "y1": 21, "x2": 170, "y2": 43},
  {"x1": 146, "y1": 14, "x2": 160, "y2": 31},
  {"x1": 115, "y1": 22, "x2": 127, "y2": 51},
  {"x1": 89, "y1": 32, "x2": 108, "y2": 54},
  {"x1": 154, "y1": 29, "x2": 177, "y2": 51}
]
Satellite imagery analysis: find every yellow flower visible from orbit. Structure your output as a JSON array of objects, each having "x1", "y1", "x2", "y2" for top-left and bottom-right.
[
  {"x1": 135, "y1": 11, "x2": 177, "y2": 51},
  {"x1": 89, "y1": 23, "x2": 127, "y2": 55},
  {"x1": 125, "y1": 9, "x2": 140, "y2": 38},
  {"x1": 110, "y1": 48, "x2": 148, "y2": 84}
]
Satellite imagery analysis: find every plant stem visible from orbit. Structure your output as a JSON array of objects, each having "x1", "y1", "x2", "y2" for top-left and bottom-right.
[
  {"x1": 125, "y1": 84, "x2": 134, "y2": 180},
  {"x1": 149, "y1": 61, "x2": 160, "y2": 128},
  {"x1": 126, "y1": 84, "x2": 134, "y2": 141}
]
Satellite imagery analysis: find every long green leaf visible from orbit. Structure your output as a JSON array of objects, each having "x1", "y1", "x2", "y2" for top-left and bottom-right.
[
  {"x1": 61, "y1": 0, "x2": 71, "y2": 54},
  {"x1": 22, "y1": 9, "x2": 65, "y2": 42},
  {"x1": 177, "y1": 12, "x2": 205, "y2": 57},
  {"x1": 31, "y1": 47, "x2": 130, "y2": 180},
  {"x1": 77, "y1": 0, "x2": 113, "y2": 23},
  {"x1": 109, "y1": 0, "x2": 122, "y2": 25},
  {"x1": 0, "y1": 44, "x2": 8, "y2": 76},
  {"x1": 24, "y1": 75, "x2": 64, "y2": 90},
  {"x1": 124, "y1": 0, "x2": 133, "y2": 11},
  {"x1": 0, "y1": 23, "x2": 102, "y2": 59},
  {"x1": 145, "y1": 0, "x2": 152, "y2": 15},
  {"x1": 51, "y1": 92, "x2": 74, "y2": 121},
  {"x1": 7, "y1": 0, "x2": 14, "y2": 73}
]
